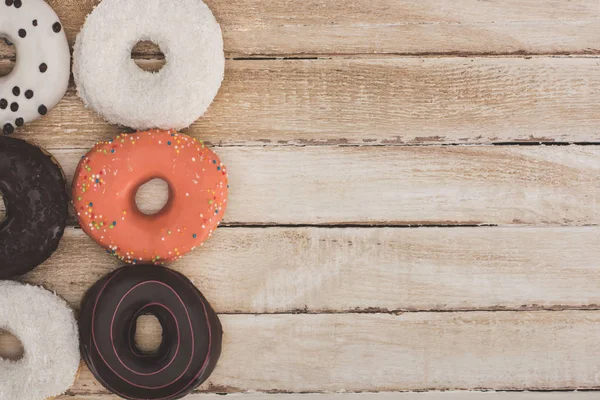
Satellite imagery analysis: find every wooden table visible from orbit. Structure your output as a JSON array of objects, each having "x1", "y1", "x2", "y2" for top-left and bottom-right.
[{"x1": 1, "y1": 1, "x2": 600, "y2": 399}]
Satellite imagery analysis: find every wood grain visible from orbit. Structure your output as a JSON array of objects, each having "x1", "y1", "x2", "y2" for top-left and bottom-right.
[
  {"x1": 4, "y1": 58, "x2": 600, "y2": 147},
  {"x1": 2, "y1": 0, "x2": 598, "y2": 57},
  {"x1": 56, "y1": 393, "x2": 600, "y2": 400},
  {"x1": 1, "y1": 2, "x2": 598, "y2": 397},
  {"x1": 5, "y1": 145, "x2": 597, "y2": 226},
  {"x1": 64, "y1": 312, "x2": 600, "y2": 393},
  {"x1": 23, "y1": 226, "x2": 600, "y2": 313}
]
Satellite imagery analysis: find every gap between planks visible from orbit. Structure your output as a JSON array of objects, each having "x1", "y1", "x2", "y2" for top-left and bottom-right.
[{"x1": 52, "y1": 393, "x2": 600, "y2": 400}]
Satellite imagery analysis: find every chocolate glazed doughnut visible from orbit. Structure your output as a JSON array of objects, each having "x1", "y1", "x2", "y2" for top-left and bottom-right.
[
  {"x1": 79, "y1": 265, "x2": 223, "y2": 400},
  {"x1": 0, "y1": 136, "x2": 68, "y2": 278}
]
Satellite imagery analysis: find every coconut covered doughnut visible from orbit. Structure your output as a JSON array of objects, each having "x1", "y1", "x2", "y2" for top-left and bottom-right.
[
  {"x1": 72, "y1": 130, "x2": 228, "y2": 264},
  {"x1": 79, "y1": 265, "x2": 222, "y2": 400},
  {"x1": 0, "y1": 281, "x2": 80, "y2": 400},
  {"x1": 0, "y1": 0, "x2": 70, "y2": 134},
  {"x1": 73, "y1": 0, "x2": 224, "y2": 130}
]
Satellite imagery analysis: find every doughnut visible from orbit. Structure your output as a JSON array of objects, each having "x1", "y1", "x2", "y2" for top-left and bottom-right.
[
  {"x1": 72, "y1": 130, "x2": 228, "y2": 264},
  {"x1": 0, "y1": 136, "x2": 68, "y2": 278},
  {"x1": 79, "y1": 265, "x2": 222, "y2": 400},
  {"x1": 0, "y1": 281, "x2": 80, "y2": 400},
  {"x1": 0, "y1": 0, "x2": 70, "y2": 134},
  {"x1": 73, "y1": 0, "x2": 224, "y2": 130}
]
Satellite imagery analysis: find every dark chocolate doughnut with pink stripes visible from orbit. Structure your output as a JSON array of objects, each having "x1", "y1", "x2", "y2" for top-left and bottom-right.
[{"x1": 79, "y1": 265, "x2": 222, "y2": 400}]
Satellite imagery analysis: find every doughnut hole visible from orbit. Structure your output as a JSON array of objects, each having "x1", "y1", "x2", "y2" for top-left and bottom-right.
[
  {"x1": 131, "y1": 40, "x2": 166, "y2": 73},
  {"x1": 0, "y1": 329, "x2": 24, "y2": 361},
  {"x1": 134, "y1": 314, "x2": 163, "y2": 354},
  {"x1": 0, "y1": 37, "x2": 16, "y2": 77},
  {"x1": 135, "y1": 178, "x2": 170, "y2": 215},
  {"x1": 0, "y1": 191, "x2": 5, "y2": 224}
]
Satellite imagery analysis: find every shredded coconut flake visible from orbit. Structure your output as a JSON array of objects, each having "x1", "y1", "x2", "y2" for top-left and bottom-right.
[{"x1": 73, "y1": 0, "x2": 224, "y2": 130}]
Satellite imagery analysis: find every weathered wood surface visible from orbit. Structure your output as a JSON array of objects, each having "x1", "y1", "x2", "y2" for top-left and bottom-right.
[
  {"x1": 1, "y1": 0, "x2": 598, "y2": 397},
  {"x1": 3, "y1": 145, "x2": 596, "y2": 226},
  {"x1": 1, "y1": 0, "x2": 597, "y2": 57},
  {"x1": 2, "y1": 58, "x2": 600, "y2": 147},
  {"x1": 23, "y1": 226, "x2": 600, "y2": 313},
  {"x1": 56, "y1": 393, "x2": 600, "y2": 400},
  {"x1": 61, "y1": 312, "x2": 600, "y2": 393}
]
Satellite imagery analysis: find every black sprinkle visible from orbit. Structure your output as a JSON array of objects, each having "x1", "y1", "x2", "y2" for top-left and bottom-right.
[
  {"x1": 25, "y1": 90, "x2": 33, "y2": 99},
  {"x1": 0, "y1": 99, "x2": 7, "y2": 109},
  {"x1": 3, "y1": 123, "x2": 14, "y2": 134},
  {"x1": 32, "y1": 20, "x2": 38, "y2": 27},
  {"x1": 4, "y1": 38, "x2": 12, "y2": 46},
  {"x1": 38, "y1": 105, "x2": 47, "y2": 115},
  {"x1": 14, "y1": 0, "x2": 20, "y2": 7},
  {"x1": 10, "y1": 102, "x2": 18, "y2": 112},
  {"x1": 39, "y1": 63, "x2": 47, "y2": 73},
  {"x1": 52, "y1": 22, "x2": 62, "y2": 33},
  {"x1": 18, "y1": 29, "x2": 26, "y2": 38},
  {"x1": 15, "y1": 117, "x2": 24, "y2": 127},
  {"x1": 5, "y1": 0, "x2": 13, "y2": 6},
  {"x1": 12, "y1": 86, "x2": 20, "y2": 96}
]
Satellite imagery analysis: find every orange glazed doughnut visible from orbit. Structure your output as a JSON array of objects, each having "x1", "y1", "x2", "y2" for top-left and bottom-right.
[{"x1": 72, "y1": 130, "x2": 228, "y2": 264}]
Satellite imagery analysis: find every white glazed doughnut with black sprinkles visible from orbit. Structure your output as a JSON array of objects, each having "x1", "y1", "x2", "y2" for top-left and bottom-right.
[
  {"x1": 73, "y1": 0, "x2": 224, "y2": 130},
  {"x1": 0, "y1": 0, "x2": 70, "y2": 134},
  {"x1": 0, "y1": 281, "x2": 80, "y2": 400}
]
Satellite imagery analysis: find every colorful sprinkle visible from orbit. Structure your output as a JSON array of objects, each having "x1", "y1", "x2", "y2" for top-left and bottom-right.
[{"x1": 73, "y1": 129, "x2": 228, "y2": 264}]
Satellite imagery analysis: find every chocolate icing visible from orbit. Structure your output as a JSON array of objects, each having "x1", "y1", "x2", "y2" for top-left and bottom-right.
[
  {"x1": 79, "y1": 265, "x2": 223, "y2": 400},
  {"x1": 0, "y1": 136, "x2": 68, "y2": 278}
]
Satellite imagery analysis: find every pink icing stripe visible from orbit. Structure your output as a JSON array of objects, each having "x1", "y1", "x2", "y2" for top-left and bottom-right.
[
  {"x1": 87, "y1": 269, "x2": 215, "y2": 400},
  {"x1": 163, "y1": 269, "x2": 214, "y2": 400},
  {"x1": 91, "y1": 278, "x2": 195, "y2": 392},
  {"x1": 113, "y1": 301, "x2": 181, "y2": 376}
]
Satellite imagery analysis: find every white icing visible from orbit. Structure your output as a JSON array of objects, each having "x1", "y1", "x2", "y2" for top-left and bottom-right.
[
  {"x1": 0, "y1": 281, "x2": 80, "y2": 400},
  {"x1": 0, "y1": 0, "x2": 70, "y2": 134},
  {"x1": 73, "y1": 0, "x2": 224, "y2": 130}
]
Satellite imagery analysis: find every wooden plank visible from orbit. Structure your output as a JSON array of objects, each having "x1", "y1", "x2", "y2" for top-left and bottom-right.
[
  {"x1": 6, "y1": 58, "x2": 600, "y2": 147},
  {"x1": 23, "y1": 227, "x2": 600, "y2": 313},
  {"x1": 55, "y1": 392, "x2": 600, "y2": 400},
  {"x1": 64, "y1": 312, "x2": 600, "y2": 393},
  {"x1": 4, "y1": 145, "x2": 598, "y2": 226},
  {"x1": 2, "y1": 0, "x2": 598, "y2": 57}
]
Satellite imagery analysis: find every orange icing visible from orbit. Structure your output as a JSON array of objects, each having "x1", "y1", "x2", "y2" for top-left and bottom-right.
[{"x1": 72, "y1": 129, "x2": 228, "y2": 264}]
